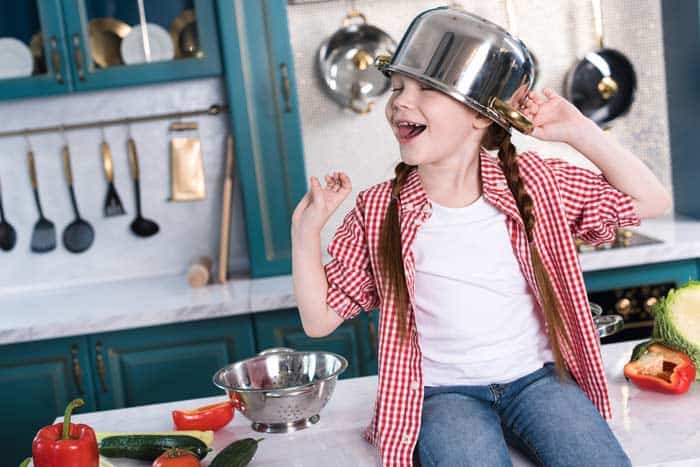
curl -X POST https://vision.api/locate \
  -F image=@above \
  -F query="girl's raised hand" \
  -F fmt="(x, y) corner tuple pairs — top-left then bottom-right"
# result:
(291, 172), (352, 235)
(520, 88), (590, 144)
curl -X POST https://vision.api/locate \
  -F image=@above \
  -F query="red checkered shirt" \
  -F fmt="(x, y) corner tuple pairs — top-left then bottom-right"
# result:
(323, 149), (641, 466)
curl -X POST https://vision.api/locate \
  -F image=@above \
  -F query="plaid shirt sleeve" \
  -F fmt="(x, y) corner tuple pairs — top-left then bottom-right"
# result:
(324, 191), (380, 320)
(544, 157), (642, 245)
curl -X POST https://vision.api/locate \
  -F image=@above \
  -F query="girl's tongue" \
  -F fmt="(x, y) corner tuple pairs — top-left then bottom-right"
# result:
(398, 124), (427, 139)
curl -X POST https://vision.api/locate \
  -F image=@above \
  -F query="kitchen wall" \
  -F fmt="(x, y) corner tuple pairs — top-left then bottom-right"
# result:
(286, 0), (673, 248)
(0, 77), (249, 294)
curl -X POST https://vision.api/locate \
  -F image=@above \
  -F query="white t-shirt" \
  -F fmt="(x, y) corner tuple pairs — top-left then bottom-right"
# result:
(412, 194), (554, 386)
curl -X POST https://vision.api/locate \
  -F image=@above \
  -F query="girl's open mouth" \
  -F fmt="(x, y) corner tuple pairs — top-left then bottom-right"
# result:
(397, 123), (427, 143)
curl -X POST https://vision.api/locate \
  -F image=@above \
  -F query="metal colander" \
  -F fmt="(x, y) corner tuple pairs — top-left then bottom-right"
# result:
(212, 347), (348, 433)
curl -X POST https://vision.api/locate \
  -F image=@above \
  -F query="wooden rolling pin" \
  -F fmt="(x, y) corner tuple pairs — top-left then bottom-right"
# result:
(218, 134), (235, 284)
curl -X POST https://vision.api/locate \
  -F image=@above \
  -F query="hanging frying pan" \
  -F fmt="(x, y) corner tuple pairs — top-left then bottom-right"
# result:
(565, 0), (636, 127)
(317, 9), (396, 114)
(504, 0), (539, 87)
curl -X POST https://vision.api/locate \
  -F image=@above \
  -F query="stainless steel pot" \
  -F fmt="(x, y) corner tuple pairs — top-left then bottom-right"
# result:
(318, 10), (396, 114)
(375, 6), (536, 134)
(212, 347), (348, 433)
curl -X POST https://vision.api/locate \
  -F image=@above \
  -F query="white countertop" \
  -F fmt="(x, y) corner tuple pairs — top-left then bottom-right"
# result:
(56, 339), (700, 467)
(3, 213), (700, 346)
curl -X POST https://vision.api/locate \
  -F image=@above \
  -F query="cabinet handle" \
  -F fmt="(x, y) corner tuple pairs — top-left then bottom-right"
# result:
(280, 63), (292, 113)
(49, 36), (63, 84)
(71, 344), (84, 396)
(368, 311), (378, 359)
(72, 33), (86, 81)
(95, 341), (109, 392)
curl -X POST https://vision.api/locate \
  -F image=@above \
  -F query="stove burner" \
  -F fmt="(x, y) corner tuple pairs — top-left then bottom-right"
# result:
(575, 228), (663, 253)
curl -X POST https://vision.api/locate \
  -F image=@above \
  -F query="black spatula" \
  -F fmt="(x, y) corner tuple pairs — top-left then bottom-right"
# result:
(0, 174), (17, 251)
(61, 144), (94, 253)
(101, 139), (126, 217)
(27, 150), (56, 253)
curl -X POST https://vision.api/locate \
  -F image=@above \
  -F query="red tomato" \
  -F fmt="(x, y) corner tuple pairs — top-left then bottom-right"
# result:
(172, 400), (234, 431)
(152, 448), (201, 467)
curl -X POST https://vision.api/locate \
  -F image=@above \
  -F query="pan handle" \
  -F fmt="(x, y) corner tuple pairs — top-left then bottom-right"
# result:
(489, 97), (533, 134)
(592, 0), (604, 49)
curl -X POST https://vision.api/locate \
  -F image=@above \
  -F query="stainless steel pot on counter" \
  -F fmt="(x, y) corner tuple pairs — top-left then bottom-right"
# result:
(317, 9), (396, 114)
(591, 301), (624, 338)
(375, 6), (536, 134)
(212, 347), (348, 433)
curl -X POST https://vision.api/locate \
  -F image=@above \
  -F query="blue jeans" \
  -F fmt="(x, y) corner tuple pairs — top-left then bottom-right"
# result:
(416, 362), (632, 467)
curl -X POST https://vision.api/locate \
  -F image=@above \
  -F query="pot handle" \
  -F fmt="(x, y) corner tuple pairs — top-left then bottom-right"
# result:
(489, 97), (533, 134)
(349, 97), (373, 115)
(343, 10), (367, 26)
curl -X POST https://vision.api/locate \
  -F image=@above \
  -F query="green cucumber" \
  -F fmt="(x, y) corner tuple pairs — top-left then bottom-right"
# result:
(210, 437), (264, 467)
(98, 434), (210, 461)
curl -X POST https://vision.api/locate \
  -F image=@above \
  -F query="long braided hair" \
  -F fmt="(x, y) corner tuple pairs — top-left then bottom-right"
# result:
(378, 123), (573, 383)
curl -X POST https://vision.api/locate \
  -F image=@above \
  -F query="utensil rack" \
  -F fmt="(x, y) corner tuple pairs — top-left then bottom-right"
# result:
(0, 104), (229, 139)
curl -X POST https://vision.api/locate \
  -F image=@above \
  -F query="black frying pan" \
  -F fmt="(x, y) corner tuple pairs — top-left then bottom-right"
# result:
(564, 0), (636, 127)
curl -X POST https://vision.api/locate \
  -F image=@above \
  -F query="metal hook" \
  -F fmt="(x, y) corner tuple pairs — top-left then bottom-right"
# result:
(60, 124), (68, 146)
(126, 118), (132, 139)
(100, 125), (106, 142)
(23, 129), (33, 152)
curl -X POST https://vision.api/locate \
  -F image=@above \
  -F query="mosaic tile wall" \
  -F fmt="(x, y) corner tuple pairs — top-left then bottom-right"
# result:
(286, 0), (672, 248)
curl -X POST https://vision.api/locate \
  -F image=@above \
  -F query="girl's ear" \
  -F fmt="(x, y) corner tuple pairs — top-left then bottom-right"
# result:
(472, 113), (494, 130)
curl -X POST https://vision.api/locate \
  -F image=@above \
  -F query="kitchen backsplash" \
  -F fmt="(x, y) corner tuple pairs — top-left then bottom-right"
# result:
(287, 0), (673, 249)
(0, 0), (673, 293)
(0, 77), (249, 293)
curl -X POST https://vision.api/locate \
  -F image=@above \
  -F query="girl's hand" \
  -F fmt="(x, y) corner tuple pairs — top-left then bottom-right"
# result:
(291, 172), (352, 235)
(520, 88), (591, 144)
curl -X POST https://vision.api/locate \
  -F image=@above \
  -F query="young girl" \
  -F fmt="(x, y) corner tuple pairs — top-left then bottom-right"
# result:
(292, 6), (670, 467)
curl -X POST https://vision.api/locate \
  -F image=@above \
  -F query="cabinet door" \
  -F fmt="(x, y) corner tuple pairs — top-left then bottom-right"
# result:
(87, 315), (255, 410)
(60, 0), (221, 92)
(253, 308), (376, 380)
(0, 336), (96, 466)
(216, 0), (307, 277)
(0, 0), (73, 100)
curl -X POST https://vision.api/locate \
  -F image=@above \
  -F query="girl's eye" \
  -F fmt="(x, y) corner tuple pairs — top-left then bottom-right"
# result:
(391, 88), (402, 92)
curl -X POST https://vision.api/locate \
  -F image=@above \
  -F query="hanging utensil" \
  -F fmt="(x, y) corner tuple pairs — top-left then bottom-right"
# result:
(61, 143), (94, 253)
(0, 174), (17, 251)
(170, 9), (202, 59)
(127, 136), (159, 237)
(564, 0), (636, 127)
(504, 0), (539, 87)
(27, 148), (56, 253)
(217, 134), (235, 283)
(317, 8), (396, 114)
(100, 131), (126, 217)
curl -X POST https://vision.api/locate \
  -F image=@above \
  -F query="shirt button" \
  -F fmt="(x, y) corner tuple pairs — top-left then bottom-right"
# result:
(422, 203), (431, 213)
(410, 381), (420, 391)
(402, 433), (412, 444)
(404, 202), (414, 211)
(414, 217), (423, 225)
(496, 181), (507, 190)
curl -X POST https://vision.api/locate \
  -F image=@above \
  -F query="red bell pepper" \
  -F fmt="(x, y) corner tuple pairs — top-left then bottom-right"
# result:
(624, 342), (696, 395)
(32, 398), (99, 467)
(172, 400), (234, 431)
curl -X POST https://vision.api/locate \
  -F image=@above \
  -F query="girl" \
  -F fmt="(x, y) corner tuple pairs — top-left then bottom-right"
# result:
(291, 6), (670, 467)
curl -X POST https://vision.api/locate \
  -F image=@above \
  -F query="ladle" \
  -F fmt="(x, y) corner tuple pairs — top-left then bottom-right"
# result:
(127, 137), (159, 237)
(61, 144), (94, 253)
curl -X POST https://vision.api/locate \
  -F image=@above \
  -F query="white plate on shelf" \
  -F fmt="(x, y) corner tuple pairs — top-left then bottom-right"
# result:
(120, 23), (174, 65)
(0, 37), (34, 79)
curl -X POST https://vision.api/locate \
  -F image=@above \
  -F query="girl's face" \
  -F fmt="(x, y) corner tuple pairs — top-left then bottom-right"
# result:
(385, 73), (492, 166)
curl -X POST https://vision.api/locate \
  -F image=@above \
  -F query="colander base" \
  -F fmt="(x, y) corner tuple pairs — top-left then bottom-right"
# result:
(251, 414), (320, 433)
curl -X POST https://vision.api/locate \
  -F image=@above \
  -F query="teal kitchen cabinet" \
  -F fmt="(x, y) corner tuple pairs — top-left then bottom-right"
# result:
(583, 258), (698, 292)
(0, 314), (255, 464)
(0, 336), (96, 465)
(87, 314), (256, 410)
(217, 0), (308, 277)
(252, 308), (380, 379)
(60, 0), (222, 92)
(0, 0), (73, 100)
